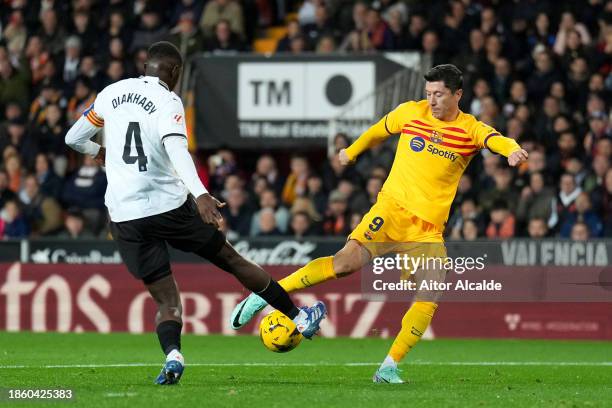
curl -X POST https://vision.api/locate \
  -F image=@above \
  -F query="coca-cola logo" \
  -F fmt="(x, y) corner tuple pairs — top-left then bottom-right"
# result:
(233, 240), (315, 265)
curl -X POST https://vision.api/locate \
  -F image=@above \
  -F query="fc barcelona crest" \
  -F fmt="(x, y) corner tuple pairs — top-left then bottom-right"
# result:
(430, 130), (443, 144)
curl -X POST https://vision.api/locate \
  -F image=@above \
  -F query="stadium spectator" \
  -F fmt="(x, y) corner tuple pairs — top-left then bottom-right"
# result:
(34, 153), (62, 200)
(61, 156), (107, 232)
(256, 208), (282, 236)
(448, 197), (484, 239)
(200, 0), (244, 39)
(66, 76), (96, 125)
(276, 19), (302, 52)
(250, 189), (289, 236)
(554, 11), (592, 56)
(486, 200), (516, 239)
(528, 12), (554, 49)
(38, 9), (66, 56)
(321, 152), (359, 193)
(208, 149), (237, 194)
(302, 3), (334, 50)
(220, 187), (252, 237)
(365, 176), (383, 207)
(527, 49), (562, 105)
(551, 173), (582, 230)
(516, 172), (555, 229)
(56, 207), (93, 239)
(131, 9), (168, 52)
(0, 170), (17, 209)
(479, 167), (518, 213)
(403, 13), (427, 50)
(316, 35), (336, 54)
(322, 190), (350, 236)
(71, 10), (97, 55)
(290, 211), (314, 238)
(570, 221), (590, 241)
(461, 219), (479, 241)
(5, 153), (23, 193)
(560, 192), (603, 238)
(204, 19), (248, 53)
(167, 12), (206, 58)
(61, 36), (82, 89)
(0, 51), (29, 110)
(1, 117), (38, 169)
(282, 155), (309, 206)
(527, 217), (549, 239)
(306, 173), (327, 216)
(584, 154), (610, 194)
(0, 199), (29, 239)
(33, 103), (68, 174)
(290, 196), (322, 229)
(3, 10), (27, 56)
(19, 175), (62, 236)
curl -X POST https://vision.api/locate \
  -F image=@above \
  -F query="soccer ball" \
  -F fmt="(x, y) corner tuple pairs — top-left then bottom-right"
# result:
(259, 310), (303, 353)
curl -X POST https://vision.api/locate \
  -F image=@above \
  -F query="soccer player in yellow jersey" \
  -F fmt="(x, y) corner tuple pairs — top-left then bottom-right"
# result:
(231, 64), (528, 383)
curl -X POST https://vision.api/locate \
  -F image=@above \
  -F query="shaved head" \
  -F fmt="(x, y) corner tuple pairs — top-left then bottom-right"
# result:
(145, 41), (183, 90)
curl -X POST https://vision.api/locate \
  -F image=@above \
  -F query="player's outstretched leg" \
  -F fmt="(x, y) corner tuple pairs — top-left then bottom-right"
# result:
(373, 302), (438, 384)
(146, 275), (185, 385)
(210, 241), (327, 338)
(231, 239), (370, 329)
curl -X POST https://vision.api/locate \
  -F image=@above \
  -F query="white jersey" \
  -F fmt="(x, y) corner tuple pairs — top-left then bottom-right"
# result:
(84, 76), (190, 222)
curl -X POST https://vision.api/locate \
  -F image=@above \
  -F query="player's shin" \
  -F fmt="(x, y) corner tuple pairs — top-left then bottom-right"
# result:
(278, 256), (337, 292)
(384, 302), (438, 366)
(256, 278), (301, 319)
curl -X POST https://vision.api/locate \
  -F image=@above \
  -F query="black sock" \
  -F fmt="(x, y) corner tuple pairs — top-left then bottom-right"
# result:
(257, 279), (300, 319)
(156, 320), (182, 355)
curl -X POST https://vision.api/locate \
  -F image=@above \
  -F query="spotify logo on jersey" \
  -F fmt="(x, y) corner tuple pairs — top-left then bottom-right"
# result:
(410, 137), (426, 152)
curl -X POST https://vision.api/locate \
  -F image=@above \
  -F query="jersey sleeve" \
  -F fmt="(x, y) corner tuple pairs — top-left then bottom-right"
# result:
(82, 92), (105, 128)
(158, 96), (187, 142)
(472, 120), (521, 157)
(384, 101), (415, 134)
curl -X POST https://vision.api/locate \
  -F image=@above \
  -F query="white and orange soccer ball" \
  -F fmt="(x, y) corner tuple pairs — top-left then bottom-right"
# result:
(259, 310), (303, 353)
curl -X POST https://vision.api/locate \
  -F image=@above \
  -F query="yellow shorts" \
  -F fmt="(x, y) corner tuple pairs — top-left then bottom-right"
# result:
(349, 192), (445, 258)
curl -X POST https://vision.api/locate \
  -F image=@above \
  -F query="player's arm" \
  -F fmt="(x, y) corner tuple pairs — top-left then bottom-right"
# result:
(65, 104), (105, 163)
(341, 115), (394, 164)
(474, 123), (528, 167)
(159, 99), (225, 227)
(341, 102), (410, 165)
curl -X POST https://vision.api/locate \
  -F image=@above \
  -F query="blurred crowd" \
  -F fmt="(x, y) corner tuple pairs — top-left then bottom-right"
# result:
(0, 0), (611, 240)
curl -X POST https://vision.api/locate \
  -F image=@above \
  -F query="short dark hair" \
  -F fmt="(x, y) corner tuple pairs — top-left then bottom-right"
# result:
(147, 41), (183, 67)
(424, 64), (463, 93)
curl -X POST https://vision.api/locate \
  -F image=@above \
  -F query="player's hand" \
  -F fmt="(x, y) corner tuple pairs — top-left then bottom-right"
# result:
(508, 149), (528, 167)
(338, 149), (351, 166)
(94, 146), (106, 166)
(196, 193), (226, 228)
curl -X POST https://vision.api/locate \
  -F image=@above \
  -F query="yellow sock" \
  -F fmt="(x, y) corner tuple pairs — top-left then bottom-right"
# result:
(388, 302), (438, 362)
(278, 256), (336, 292)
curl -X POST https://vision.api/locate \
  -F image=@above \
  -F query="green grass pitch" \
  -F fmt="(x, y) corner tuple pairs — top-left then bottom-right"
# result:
(0, 332), (610, 407)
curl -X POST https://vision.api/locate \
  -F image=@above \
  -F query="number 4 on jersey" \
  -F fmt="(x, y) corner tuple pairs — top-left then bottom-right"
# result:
(123, 122), (148, 172)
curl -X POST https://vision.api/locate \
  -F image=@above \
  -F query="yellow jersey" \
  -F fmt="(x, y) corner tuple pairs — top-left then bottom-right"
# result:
(346, 100), (520, 227)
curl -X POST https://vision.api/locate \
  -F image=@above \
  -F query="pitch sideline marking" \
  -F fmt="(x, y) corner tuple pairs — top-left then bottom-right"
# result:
(1, 361), (611, 369)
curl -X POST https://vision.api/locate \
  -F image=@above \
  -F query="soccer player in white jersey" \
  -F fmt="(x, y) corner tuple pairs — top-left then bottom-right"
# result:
(65, 41), (327, 385)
